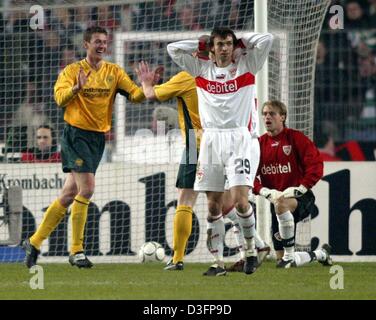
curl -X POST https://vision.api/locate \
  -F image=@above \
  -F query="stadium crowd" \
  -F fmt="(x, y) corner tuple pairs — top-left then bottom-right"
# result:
(0, 0), (375, 161)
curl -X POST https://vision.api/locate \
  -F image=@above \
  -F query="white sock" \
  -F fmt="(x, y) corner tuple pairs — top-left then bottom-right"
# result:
(207, 216), (225, 267)
(293, 252), (313, 267)
(277, 211), (295, 260)
(226, 208), (245, 260)
(313, 248), (327, 262)
(236, 205), (256, 254)
(254, 230), (266, 250)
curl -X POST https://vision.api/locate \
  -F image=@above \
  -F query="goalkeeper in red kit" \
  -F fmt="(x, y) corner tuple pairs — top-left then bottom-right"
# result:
(253, 100), (333, 268)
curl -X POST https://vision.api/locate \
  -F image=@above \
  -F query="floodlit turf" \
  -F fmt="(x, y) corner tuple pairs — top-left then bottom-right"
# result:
(0, 261), (375, 300)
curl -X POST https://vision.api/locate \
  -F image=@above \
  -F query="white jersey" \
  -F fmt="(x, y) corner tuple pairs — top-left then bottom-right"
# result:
(167, 33), (273, 136)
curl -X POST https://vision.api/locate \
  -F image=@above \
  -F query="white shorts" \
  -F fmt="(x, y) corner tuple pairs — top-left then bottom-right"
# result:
(194, 127), (260, 192)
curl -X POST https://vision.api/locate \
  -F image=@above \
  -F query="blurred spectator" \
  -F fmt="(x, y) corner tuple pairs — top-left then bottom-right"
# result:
(178, 5), (202, 31)
(11, 82), (51, 149)
(39, 29), (64, 132)
(120, 4), (139, 31)
(41, 29), (62, 93)
(369, 0), (376, 27)
(1, 4), (44, 125)
(345, 52), (376, 140)
(51, 7), (80, 47)
(71, 4), (94, 57)
(175, 0), (213, 29)
(345, 0), (371, 29)
(316, 132), (342, 161)
(336, 140), (367, 160)
(139, 0), (179, 31)
(59, 45), (78, 73)
(95, 5), (119, 31)
(74, 4), (94, 31)
(314, 36), (361, 140)
(92, 5), (119, 58)
(21, 125), (61, 163)
(210, 0), (253, 30)
(151, 106), (179, 135)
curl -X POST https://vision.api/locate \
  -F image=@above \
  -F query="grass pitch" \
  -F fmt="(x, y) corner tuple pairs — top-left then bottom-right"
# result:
(0, 261), (375, 300)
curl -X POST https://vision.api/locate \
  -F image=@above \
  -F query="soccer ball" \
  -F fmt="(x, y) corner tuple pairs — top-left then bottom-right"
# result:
(138, 241), (165, 263)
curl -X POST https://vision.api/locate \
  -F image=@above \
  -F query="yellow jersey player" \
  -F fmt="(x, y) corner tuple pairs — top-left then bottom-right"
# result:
(138, 65), (200, 270)
(23, 26), (150, 269)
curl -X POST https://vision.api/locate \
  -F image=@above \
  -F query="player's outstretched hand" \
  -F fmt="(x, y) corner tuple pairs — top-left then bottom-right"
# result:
(282, 185), (308, 198)
(135, 61), (154, 85)
(136, 61), (162, 85)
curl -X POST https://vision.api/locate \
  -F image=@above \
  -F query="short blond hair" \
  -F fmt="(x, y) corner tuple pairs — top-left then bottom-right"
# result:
(262, 100), (287, 126)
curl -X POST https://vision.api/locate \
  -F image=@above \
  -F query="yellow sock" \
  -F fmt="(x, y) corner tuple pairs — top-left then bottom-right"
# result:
(173, 205), (193, 263)
(30, 199), (67, 250)
(70, 195), (90, 255)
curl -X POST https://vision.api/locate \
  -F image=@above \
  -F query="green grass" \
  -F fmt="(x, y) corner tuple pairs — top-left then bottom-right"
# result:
(0, 262), (375, 300)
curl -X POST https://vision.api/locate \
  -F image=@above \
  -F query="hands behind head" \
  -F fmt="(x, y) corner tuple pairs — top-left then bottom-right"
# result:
(196, 35), (210, 60)
(135, 61), (164, 85)
(196, 35), (244, 62)
(232, 39), (245, 62)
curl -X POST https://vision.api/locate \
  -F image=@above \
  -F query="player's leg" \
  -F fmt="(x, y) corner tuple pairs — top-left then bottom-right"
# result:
(165, 145), (199, 270)
(202, 191), (227, 276)
(292, 245), (332, 267)
(230, 185), (258, 274)
(249, 197), (271, 266)
(194, 130), (226, 276)
(65, 125), (105, 268)
(69, 172), (94, 259)
(225, 195), (270, 271)
(272, 205), (311, 268)
(274, 197), (297, 267)
(225, 207), (247, 272)
(270, 206), (285, 262)
(166, 188), (198, 270)
(291, 192), (332, 267)
(24, 174), (77, 268)
(222, 190), (246, 272)
(226, 131), (259, 274)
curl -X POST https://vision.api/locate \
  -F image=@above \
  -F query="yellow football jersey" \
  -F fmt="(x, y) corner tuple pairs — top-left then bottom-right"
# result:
(154, 71), (202, 148)
(54, 59), (144, 132)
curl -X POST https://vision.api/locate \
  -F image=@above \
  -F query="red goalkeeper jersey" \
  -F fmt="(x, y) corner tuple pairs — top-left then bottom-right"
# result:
(253, 127), (323, 194)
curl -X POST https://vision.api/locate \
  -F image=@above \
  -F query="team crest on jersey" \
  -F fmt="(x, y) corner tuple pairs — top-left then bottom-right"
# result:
(283, 145), (292, 156)
(106, 75), (114, 84)
(75, 158), (84, 167)
(229, 68), (237, 77)
(216, 74), (225, 79)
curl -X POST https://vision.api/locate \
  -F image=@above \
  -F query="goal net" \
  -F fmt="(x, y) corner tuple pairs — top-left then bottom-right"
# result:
(0, 0), (329, 263)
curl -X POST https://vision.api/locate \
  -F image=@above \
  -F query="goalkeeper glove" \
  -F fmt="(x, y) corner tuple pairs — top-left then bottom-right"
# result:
(259, 187), (283, 203)
(282, 185), (308, 198)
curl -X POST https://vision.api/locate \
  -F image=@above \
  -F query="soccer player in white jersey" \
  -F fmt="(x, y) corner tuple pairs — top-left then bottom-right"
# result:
(167, 27), (273, 276)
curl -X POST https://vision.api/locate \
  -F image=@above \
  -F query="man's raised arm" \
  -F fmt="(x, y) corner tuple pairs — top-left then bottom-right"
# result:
(167, 39), (203, 77)
(237, 32), (274, 74)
